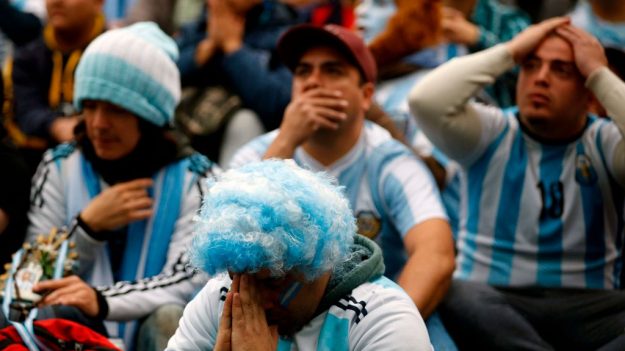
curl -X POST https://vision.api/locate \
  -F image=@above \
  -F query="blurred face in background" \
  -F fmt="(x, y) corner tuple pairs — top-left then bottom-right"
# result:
(355, 0), (396, 44)
(46, 0), (103, 32)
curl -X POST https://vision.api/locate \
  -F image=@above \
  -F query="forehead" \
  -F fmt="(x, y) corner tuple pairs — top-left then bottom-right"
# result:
(298, 46), (354, 67)
(531, 35), (574, 62)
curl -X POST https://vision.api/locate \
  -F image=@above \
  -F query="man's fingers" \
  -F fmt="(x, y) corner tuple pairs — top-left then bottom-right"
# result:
(305, 97), (348, 110)
(239, 275), (253, 313)
(220, 291), (233, 330)
(117, 178), (153, 191)
(38, 284), (80, 306)
(537, 16), (570, 35)
(313, 106), (347, 121)
(300, 88), (343, 99)
(127, 208), (154, 222)
(32, 276), (76, 293)
(124, 197), (153, 211)
(231, 274), (240, 294)
(441, 6), (462, 18)
(232, 292), (244, 326)
(121, 189), (150, 202)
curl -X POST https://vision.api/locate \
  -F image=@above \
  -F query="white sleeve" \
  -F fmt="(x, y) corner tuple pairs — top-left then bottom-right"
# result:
(408, 44), (514, 165)
(349, 287), (432, 351)
(381, 155), (448, 238)
(166, 276), (229, 350)
(227, 140), (265, 169)
(227, 131), (278, 169)
(586, 67), (625, 186)
(27, 152), (69, 242)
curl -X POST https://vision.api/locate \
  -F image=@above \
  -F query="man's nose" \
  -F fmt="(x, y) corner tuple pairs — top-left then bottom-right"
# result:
(534, 63), (551, 86)
(302, 69), (322, 92)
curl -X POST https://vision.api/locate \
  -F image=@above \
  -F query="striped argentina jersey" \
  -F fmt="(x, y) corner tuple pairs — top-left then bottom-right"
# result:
(229, 122), (447, 279)
(167, 274), (431, 350)
(455, 105), (624, 289)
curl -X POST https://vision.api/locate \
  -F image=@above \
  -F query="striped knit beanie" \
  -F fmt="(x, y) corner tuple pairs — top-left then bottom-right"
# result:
(73, 22), (180, 127)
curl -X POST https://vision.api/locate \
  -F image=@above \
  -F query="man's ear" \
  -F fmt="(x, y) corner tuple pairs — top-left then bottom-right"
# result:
(361, 82), (375, 111)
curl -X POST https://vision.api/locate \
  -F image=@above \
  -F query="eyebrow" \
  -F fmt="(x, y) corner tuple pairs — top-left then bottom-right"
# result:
(523, 55), (576, 65)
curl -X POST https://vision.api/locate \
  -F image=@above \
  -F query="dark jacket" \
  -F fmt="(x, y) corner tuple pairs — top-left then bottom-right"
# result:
(176, 3), (299, 131)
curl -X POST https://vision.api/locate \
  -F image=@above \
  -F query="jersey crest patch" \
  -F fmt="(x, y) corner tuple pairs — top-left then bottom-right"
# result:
(575, 153), (598, 186)
(356, 211), (381, 240)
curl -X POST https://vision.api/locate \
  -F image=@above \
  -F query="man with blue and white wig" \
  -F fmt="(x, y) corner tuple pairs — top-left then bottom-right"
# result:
(167, 159), (432, 350)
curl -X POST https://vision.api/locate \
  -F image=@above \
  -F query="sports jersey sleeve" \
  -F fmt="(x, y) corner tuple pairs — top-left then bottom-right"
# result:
(27, 151), (69, 242)
(166, 276), (227, 350)
(381, 155), (448, 238)
(102, 164), (219, 321)
(228, 131), (277, 169)
(586, 67), (625, 186)
(408, 44), (513, 166)
(27, 150), (108, 277)
(348, 280), (432, 351)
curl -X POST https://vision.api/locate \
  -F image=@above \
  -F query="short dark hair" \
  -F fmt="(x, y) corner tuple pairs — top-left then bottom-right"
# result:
(605, 47), (625, 81)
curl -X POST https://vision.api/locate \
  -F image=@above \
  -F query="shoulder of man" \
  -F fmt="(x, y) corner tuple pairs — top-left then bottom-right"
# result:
(328, 276), (414, 325)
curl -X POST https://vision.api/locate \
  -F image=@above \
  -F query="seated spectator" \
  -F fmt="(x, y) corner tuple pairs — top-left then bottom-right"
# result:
(0, 0), (44, 64)
(0, 66), (30, 267)
(410, 17), (625, 350)
(571, 0), (625, 51)
(10, 0), (105, 170)
(175, 0), (299, 164)
(121, 0), (204, 35)
(441, 0), (530, 107)
(356, 0), (462, 241)
(230, 23), (455, 344)
(167, 159), (433, 350)
(25, 23), (219, 348)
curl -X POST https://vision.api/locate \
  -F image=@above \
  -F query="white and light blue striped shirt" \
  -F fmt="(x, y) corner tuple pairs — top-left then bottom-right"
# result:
(230, 122), (448, 279)
(455, 106), (624, 289)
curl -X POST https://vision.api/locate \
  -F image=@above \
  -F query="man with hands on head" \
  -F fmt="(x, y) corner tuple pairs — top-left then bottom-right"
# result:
(25, 23), (218, 347)
(167, 160), (433, 350)
(410, 17), (625, 350)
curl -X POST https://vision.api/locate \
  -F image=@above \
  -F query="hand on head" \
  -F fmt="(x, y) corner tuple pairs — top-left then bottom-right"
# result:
(80, 178), (153, 232)
(555, 25), (608, 78)
(507, 17), (607, 78)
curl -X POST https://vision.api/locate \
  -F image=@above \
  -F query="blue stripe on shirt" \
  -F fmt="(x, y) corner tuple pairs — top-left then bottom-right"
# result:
(460, 121), (510, 279)
(595, 122), (625, 288)
(488, 126), (527, 285)
(576, 141), (606, 289)
(536, 145), (567, 286)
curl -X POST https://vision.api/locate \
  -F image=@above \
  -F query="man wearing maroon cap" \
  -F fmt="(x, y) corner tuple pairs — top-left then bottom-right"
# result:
(230, 23), (455, 343)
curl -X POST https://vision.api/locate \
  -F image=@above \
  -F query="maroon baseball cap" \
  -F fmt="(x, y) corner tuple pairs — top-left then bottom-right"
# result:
(277, 24), (377, 83)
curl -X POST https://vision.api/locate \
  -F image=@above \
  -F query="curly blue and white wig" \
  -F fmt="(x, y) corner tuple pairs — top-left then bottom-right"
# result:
(190, 159), (356, 281)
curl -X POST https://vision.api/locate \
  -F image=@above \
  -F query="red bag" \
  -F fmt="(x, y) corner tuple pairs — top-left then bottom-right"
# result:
(0, 318), (120, 351)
